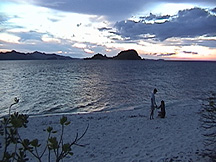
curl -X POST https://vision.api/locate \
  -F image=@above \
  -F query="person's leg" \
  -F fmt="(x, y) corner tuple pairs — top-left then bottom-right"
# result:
(150, 109), (154, 119)
(150, 111), (152, 119)
(161, 112), (165, 118)
(152, 109), (154, 119)
(150, 109), (153, 119)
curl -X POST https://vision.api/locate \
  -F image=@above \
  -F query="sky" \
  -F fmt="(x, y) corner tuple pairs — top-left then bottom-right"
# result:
(0, 0), (216, 60)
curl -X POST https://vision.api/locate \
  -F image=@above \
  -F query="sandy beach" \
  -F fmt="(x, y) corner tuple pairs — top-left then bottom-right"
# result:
(1, 0), (216, 161)
(14, 98), (210, 162)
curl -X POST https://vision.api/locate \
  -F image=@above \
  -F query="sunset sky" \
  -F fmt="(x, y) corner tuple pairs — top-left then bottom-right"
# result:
(0, 0), (216, 60)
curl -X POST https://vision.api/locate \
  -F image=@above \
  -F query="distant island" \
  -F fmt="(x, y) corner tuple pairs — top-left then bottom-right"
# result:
(0, 49), (143, 61)
(84, 49), (143, 60)
(0, 50), (73, 60)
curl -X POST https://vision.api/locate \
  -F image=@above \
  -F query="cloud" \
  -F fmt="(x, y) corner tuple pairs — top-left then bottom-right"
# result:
(25, 0), (215, 19)
(30, 0), (146, 20)
(72, 43), (87, 49)
(0, 14), (8, 24)
(98, 27), (113, 31)
(84, 48), (94, 54)
(139, 13), (171, 22)
(157, 52), (176, 57)
(212, 7), (216, 13)
(114, 8), (216, 41)
(0, 13), (22, 33)
(41, 34), (61, 43)
(0, 33), (20, 43)
(183, 51), (198, 55)
(0, 35), (91, 58)
(16, 31), (44, 42)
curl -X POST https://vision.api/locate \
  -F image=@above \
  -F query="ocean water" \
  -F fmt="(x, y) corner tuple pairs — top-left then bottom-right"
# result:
(0, 60), (216, 117)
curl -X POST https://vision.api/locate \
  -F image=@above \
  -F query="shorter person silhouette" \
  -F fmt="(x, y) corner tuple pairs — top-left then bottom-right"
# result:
(158, 100), (166, 118)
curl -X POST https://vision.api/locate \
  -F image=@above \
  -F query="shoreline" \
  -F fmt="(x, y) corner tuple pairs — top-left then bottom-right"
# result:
(9, 99), (209, 162)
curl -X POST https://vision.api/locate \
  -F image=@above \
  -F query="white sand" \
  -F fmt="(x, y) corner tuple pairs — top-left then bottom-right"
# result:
(2, 99), (210, 162)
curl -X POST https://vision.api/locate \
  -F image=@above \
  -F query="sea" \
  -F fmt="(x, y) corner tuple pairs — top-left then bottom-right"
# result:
(0, 60), (216, 117)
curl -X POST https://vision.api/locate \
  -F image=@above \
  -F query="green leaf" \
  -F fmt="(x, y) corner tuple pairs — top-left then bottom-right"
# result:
(68, 152), (74, 156)
(22, 139), (34, 151)
(60, 116), (67, 125)
(209, 101), (214, 106)
(47, 126), (53, 133)
(52, 130), (57, 134)
(22, 139), (30, 145)
(62, 143), (71, 152)
(11, 117), (23, 128)
(31, 139), (39, 147)
(65, 121), (71, 126)
(10, 113), (29, 128)
(4, 151), (13, 160)
(48, 137), (59, 149)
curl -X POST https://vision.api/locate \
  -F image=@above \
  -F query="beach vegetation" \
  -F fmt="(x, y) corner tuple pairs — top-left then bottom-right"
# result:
(0, 97), (88, 162)
(201, 93), (216, 161)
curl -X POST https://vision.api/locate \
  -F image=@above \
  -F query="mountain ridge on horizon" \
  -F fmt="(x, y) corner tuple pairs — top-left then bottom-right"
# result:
(0, 50), (73, 60)
(0, 49), (144, 60)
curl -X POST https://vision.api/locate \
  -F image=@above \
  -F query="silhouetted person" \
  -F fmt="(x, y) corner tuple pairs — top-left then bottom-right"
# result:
(150, 88), (157, 120)
(158, 100), (166, 118)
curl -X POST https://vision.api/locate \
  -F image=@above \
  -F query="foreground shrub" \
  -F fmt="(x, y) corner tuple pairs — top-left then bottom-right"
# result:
(0, 98), (88, 162)
(201, 93), (216, 161)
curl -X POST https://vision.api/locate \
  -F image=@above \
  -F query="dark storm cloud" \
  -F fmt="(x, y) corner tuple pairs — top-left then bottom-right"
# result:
(31, 0), (216, 19)
(212, 8), (216, 13)
(139, 14), (171, 22)
(33, 0), (145, 20)
(114, 8), (216, 41)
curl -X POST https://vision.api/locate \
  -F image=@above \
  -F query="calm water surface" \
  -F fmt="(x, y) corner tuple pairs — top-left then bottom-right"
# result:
(0, 60), (216, 117)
